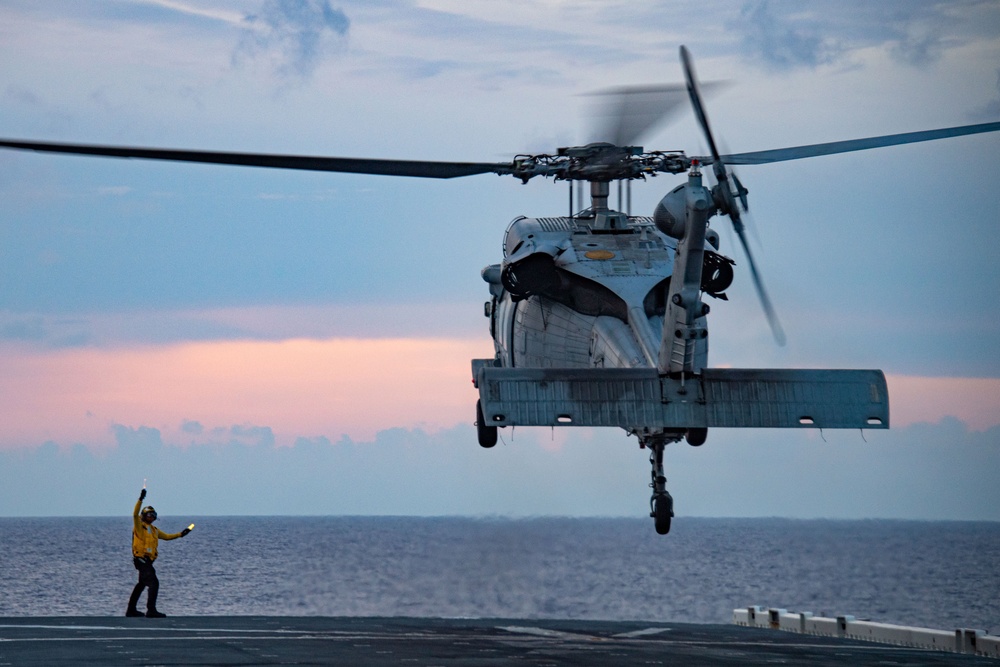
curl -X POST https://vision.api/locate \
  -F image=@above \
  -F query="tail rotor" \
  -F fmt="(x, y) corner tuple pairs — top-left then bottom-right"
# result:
(680, 46), (785, 346)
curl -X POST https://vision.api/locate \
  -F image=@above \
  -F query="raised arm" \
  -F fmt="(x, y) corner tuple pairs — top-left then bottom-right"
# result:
(133, 488), (146, 532)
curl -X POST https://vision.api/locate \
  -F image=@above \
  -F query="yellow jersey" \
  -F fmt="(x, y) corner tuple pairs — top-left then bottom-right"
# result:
(131, 498), (182, 560)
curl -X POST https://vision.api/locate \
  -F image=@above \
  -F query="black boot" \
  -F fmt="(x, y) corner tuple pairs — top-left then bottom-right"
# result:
(146, 609), (167, 618)
(127, 582), (145, 617)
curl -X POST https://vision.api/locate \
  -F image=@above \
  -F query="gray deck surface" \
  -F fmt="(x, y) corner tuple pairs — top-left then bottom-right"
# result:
(0, 616), (994, 666)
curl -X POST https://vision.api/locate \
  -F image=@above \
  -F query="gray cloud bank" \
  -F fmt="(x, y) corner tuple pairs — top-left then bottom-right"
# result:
(2, 418), (997, 521)
(734, 0), (992, 70)
(236, 0), (350, 78)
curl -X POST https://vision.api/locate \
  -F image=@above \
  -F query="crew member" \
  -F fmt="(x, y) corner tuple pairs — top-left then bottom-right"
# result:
(126, 487), (191, 618)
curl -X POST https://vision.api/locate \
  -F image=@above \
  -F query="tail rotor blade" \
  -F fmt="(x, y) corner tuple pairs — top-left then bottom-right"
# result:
(682, 44), (784, 345)
(731, 212), (786, 346)
(680, 45), (721, 164)
(730, 172), (749, 212)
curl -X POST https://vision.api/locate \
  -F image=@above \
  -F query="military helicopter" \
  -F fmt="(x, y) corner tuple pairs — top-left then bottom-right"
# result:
(3, 47), (999, 534)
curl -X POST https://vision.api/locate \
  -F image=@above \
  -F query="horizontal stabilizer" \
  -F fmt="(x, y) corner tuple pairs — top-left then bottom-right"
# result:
(472, 362), (888, 430)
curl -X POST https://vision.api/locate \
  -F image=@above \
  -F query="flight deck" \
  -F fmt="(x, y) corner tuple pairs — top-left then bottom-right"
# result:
(1, 616), (996, 666)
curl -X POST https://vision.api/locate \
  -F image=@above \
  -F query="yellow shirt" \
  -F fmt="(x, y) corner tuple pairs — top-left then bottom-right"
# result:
(132, 498), (182, 560)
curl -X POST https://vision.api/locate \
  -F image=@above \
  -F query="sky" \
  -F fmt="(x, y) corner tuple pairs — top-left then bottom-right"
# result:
(1, 0), (999, 519)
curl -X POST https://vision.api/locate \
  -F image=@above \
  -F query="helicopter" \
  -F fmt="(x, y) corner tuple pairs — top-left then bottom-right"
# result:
(3, 46), (999, 534)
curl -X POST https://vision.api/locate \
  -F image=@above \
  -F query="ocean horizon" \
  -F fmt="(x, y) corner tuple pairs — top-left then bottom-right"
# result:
(1, 516), (997, 634)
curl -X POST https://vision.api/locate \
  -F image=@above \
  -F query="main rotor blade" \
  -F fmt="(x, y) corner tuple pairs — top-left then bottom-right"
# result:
(585, 82), (727, 147)
(707, 121), (1000, 166)
(0, 139), (504, 179)
(731, 213), (786, 346)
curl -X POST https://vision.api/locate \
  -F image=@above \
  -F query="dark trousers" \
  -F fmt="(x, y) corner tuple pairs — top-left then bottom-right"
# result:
(128, 557), (159, 612)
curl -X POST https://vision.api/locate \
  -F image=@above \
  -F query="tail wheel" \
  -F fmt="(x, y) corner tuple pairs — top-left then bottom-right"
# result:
(686, 427), (707, 446)
(476, 400), (498, 448)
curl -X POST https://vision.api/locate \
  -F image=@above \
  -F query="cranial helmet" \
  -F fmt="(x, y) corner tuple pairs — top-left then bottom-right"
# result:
(141, 506), (157, 520)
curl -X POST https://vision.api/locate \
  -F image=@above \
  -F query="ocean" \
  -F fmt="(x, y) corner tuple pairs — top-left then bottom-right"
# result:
(0, 517), (997, 632)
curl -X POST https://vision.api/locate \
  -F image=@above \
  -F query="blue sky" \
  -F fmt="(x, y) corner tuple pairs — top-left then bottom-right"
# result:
(1, 0), (999, 518)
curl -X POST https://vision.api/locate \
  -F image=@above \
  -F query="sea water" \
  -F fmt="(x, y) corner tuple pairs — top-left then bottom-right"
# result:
(0, 517), (997, 632)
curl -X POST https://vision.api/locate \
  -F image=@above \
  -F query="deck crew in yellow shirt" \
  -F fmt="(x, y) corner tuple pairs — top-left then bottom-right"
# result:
(126, 487), (192, 618)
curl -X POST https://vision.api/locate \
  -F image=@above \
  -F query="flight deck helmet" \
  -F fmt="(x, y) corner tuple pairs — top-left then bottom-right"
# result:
(141, 506), (157, 522)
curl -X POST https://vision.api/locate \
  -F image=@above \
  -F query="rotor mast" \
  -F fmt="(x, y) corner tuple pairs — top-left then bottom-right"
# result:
(590, 181), (609, 212)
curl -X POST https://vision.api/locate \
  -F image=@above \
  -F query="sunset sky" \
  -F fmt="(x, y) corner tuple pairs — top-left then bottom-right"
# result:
(1, 0), (999, 519)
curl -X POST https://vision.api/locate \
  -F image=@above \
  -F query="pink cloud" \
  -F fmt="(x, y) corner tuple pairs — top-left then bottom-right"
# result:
(3, 339), (997, 452)
(0, 338), (493, 449)
(885, 374), (1000, 431)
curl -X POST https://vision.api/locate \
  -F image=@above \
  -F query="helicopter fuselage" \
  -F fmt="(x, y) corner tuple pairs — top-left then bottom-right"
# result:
(482, 208), (718, 375)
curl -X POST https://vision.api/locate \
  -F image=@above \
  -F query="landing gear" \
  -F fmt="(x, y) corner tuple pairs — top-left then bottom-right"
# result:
(476, 399), (497, 448)
(685, 427), (707, 446)
(653, 493), (673, 535)
(645, 435), (675, 535)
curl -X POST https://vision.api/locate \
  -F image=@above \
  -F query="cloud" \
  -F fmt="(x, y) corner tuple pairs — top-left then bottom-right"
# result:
(0, 316), (46, 342)
(734, 0), (980, 71)
(112, 424), (165, 450)
(181, 420), (204, 435)
(235, 0), (350, 78)
(1, 417), (998, 520)
(0, 302), (486, 349)
(138, 0), (245, 27)
(2, 84), (43, 107)
(974, 68), (1000, 121)
(737, 0), (842, 70)
(2, 328), (998, 455)
(888, 22), (946, 67)
(0, 336), (491, 448)
(886, 375), (1000, 432)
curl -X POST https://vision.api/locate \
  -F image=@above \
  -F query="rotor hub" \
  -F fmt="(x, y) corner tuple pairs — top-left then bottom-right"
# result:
(505, 145), (691, 183)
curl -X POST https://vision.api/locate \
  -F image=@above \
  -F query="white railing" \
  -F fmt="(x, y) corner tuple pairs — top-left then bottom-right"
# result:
(733, 606), (998, 658)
